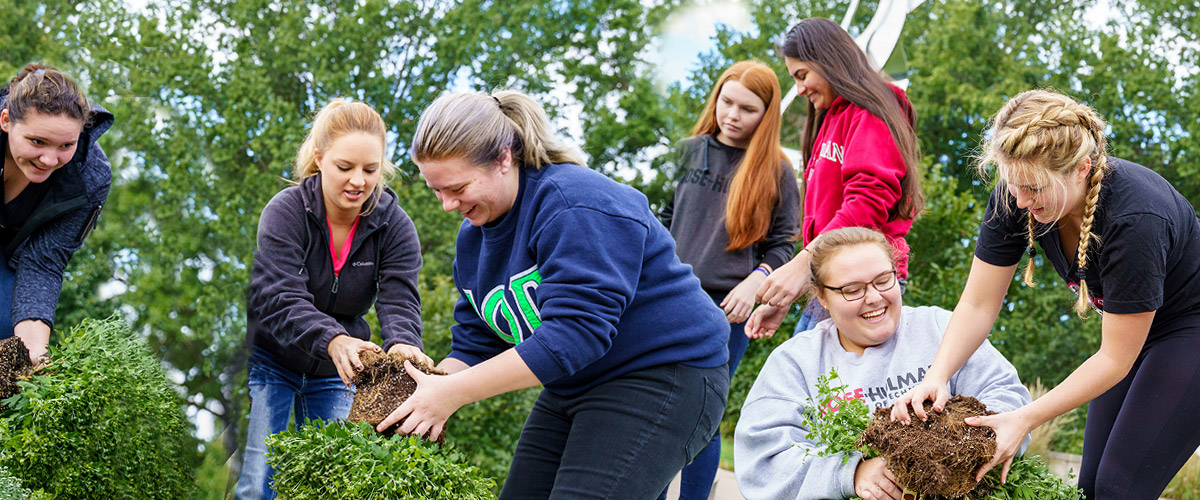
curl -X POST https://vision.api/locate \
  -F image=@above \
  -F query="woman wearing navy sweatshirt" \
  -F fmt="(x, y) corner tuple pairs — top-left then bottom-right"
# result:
(378, 90), (730, 499)
(236, 99), (426, 500)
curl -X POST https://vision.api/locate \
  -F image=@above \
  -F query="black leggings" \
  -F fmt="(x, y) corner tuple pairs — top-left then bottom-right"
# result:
(1079, 313), (1200, 499)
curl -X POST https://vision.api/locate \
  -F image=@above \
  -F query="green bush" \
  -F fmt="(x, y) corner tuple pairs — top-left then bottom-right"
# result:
(0, 466), (30, 500)
(0, 317), (197, 499)
(265, 420), (494, 499)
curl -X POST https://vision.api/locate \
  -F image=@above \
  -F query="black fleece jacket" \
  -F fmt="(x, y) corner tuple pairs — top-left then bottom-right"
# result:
(247, 174), (422, 377)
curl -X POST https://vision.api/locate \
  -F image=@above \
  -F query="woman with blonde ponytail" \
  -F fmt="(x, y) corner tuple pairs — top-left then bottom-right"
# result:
(237, 98), (427, 500)
(381, 90), (730, 499)
(891, 89), (1200, 499)
(659, 60), (799, 500)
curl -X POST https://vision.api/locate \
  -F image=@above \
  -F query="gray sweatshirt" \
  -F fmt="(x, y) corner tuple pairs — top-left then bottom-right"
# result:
(733, 306), (1031, 500)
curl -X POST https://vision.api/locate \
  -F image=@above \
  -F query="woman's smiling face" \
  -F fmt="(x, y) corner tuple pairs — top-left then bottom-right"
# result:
(816, 243), (903, 355)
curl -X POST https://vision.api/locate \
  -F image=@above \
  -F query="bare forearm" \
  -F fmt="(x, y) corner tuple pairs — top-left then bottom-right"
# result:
(446, 349), (541, 405)
(927, 299), (1003, 382)
(437, 357), (471, 374)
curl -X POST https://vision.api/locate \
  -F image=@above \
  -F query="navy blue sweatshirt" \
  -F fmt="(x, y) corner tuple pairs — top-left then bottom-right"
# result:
(247, 175), (423, 377)
(447, 163), (729, 396)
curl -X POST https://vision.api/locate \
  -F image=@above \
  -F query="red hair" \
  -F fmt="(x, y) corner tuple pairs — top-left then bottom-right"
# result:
(691, 60), (791, 250)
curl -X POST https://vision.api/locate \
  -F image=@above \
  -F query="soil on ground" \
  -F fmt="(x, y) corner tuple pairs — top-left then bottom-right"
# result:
(858, 395), (997, 498)
(0, 337), (32, 408)
(347, 351), (446, 443)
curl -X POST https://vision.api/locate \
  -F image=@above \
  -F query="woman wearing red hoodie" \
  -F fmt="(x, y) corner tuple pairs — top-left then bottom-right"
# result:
(748, 17), (924, 338)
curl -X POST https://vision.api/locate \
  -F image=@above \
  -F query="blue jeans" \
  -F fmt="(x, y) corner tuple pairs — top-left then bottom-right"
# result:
(670, 292), (749, 500)
(500, 362), (729, 500)
(234, 350), (354, 500)
(0, 247), (14, 338)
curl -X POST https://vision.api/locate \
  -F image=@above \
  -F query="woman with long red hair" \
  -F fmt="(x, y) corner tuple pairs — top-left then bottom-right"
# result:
(660, 59), (800, 500)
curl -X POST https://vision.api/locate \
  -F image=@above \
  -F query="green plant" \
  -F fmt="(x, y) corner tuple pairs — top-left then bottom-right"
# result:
(0, 317), (197, 499)
(266, 420), (494, 500)
(0, 466), (30, 500)
(800, 369), (875, 462)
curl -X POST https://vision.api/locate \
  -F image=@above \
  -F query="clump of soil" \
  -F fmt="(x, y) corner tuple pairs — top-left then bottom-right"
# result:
(347, 351), (446, 443)
(859, 395), (997, 498)
(0, 337), (33, 408)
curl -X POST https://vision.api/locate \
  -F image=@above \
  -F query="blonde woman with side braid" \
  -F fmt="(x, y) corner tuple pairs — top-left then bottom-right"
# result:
(890, 89), (1200, 500)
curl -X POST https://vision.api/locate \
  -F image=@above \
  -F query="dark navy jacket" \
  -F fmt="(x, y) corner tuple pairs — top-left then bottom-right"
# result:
(247, 175), (423, 377)
(0, 88), (112, 328)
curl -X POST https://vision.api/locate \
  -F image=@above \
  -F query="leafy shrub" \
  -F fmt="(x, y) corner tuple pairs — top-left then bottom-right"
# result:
(265, 420), (494, 499)
(0, 466), (30, 500)
(0, 317), (197, 499)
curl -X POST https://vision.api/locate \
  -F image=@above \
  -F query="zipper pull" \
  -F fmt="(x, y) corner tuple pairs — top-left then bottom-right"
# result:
(331, 274), (339, 294)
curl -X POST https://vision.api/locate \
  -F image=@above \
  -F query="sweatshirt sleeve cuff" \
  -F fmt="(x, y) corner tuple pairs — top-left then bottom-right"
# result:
(314, 330), (342, 360)
(514, 335), (563, 384)
(382, 333), (423, 353)
(839, 451), (863, 497)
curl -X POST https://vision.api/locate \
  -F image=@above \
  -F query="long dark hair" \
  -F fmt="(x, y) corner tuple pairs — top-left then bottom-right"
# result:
(782, 17), (924, 220)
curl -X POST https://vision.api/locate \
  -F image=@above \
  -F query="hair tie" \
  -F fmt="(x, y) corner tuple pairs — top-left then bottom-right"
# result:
(33, 68), (45, 76)
(1026, 246), (1037, 258)
(492, 95), (501, 108)
(1075, 267), (1086, 282)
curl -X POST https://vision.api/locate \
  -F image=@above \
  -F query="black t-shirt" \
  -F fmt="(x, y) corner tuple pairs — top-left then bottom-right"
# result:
(976, 157), (1200, 333)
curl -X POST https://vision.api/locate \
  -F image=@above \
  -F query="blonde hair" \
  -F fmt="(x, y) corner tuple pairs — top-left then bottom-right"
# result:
(294, 98), (394, 215)
(807, 227), (896, 298)
(410, 90), (585, 169)
(977, 89), (1109, 317)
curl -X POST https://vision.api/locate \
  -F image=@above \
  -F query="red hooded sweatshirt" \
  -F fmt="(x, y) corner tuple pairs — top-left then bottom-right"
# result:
(802, 85), (914, 277)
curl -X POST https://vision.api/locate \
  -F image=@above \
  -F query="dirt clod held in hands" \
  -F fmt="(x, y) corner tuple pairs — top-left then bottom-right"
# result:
(347, 351), (446, 443)
(859, 395), (997, 498)
(0, 337), (33, 408)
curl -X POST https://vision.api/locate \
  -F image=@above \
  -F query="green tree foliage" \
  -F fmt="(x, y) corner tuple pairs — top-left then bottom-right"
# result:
(2, 0), (685, 479)
(0, 318), (196, 499)
(266, 421), (494, 500)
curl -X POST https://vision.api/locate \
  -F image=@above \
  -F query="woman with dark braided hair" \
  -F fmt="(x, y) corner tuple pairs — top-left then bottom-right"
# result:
(0, 64), (111, 363)
(892, 89), (1200, 499)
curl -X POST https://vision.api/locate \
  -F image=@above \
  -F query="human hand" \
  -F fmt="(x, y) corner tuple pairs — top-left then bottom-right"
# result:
(13, 320), (50, 365)
(854, 456), (904, 500)
(721, 271), (767, 323)
(754, 253), (811, 308)
(745, 304), (788, 339)
(376, 361), (467, 440)
(326, 334), (382, 386)
(965, 409), (1033, 483)
(387, 343), (435, 368)
(889, 378), (950, 423)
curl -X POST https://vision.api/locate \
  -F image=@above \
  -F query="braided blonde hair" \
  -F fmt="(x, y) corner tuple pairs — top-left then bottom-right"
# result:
(977, 89), (1109, 317)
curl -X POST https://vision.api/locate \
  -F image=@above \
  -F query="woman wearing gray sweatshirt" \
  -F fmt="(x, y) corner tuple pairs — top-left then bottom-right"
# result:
(735, 227), (1030, 500)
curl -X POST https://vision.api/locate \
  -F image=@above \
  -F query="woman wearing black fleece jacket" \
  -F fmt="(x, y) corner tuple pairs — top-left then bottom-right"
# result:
(235, 99), (425, 500)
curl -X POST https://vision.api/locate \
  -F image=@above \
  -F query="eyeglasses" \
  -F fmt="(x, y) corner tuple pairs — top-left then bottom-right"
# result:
(821, 270), (898, 301)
